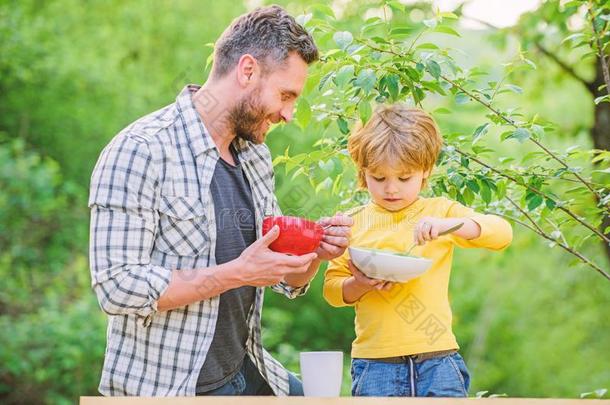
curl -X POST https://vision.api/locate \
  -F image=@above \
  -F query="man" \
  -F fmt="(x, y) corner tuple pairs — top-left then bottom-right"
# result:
(88, 5), (352, 396)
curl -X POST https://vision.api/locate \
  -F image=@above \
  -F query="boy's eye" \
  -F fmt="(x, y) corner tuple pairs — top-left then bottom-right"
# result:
(372, 176), (385, 182)
(399, 177), (411, 182)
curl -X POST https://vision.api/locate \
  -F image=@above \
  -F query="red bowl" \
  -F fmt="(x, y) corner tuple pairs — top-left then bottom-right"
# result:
(262, 216), (324, 255)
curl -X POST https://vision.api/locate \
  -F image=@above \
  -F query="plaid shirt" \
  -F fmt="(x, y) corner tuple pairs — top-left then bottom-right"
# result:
(88, 84), (308, 396)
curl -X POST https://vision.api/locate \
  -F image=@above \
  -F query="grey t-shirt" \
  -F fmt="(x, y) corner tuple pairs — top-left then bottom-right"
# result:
(196, 147), (257, 393)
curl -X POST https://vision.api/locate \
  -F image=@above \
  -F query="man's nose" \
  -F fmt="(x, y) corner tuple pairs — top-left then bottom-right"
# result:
(280, 103), (294, 123)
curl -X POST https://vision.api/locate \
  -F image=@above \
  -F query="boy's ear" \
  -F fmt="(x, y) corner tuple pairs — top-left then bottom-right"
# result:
(423, 169), (432, 179)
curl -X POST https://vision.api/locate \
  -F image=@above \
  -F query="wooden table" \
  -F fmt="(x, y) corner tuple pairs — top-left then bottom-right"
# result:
(80, 397), (610, 404)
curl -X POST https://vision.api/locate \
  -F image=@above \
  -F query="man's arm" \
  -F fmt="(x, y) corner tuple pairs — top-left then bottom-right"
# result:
(89, 137), (316, 321)
(157, 226), (317, 311)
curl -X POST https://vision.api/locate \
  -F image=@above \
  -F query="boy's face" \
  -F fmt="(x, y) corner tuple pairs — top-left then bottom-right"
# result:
(364, 165), (429, 211)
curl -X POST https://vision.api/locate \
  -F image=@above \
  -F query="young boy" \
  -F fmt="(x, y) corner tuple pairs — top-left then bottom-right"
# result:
(323, 104), (512, 397)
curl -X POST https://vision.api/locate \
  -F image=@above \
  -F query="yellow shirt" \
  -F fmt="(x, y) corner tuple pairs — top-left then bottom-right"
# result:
(323, 196), (513, 359)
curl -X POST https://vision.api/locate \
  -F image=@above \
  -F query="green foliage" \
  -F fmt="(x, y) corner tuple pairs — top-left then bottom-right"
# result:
(275, 0), (610, 278)
(1, 0), (608, 402)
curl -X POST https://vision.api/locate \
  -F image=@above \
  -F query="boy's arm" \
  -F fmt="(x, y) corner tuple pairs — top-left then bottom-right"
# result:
(323, 251), (357, 307)
(446, 200), (513, 250)
(323, 252), (388, 307)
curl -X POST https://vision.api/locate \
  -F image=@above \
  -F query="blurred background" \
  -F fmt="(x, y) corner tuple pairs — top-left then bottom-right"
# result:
(0, 0), (608, 403)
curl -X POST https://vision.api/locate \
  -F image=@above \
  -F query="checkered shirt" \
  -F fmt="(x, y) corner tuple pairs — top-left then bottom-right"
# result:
(88, 84), (308, 396)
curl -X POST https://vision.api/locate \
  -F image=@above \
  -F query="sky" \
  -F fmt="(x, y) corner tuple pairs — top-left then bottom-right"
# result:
(433, 0), (541, 28)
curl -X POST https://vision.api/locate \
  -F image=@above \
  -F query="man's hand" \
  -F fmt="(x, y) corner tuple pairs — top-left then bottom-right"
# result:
(236, 225), (318, 287)
(316, 213), (353, 261)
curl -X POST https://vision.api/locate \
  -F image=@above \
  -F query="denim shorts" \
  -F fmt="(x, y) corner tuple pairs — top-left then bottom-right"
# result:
(351, 352), (471, 397)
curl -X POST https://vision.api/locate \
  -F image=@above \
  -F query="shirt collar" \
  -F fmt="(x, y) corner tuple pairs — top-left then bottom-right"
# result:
(175, 84), (255, 162)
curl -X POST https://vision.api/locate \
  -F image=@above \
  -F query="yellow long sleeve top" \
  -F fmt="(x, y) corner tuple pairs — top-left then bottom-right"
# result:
(323, 196), (513, 359)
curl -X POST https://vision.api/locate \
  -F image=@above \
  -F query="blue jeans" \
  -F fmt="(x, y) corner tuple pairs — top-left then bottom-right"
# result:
(197, 355), (303, 396)
(351, 352), (471, 397)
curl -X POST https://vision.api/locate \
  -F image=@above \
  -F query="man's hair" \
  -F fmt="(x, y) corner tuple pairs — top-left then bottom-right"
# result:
(348, 104), (443, 188)
(211, 5), (319, 78)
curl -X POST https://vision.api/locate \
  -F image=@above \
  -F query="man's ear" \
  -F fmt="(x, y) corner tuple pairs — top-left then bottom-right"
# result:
(236, 54), (258, 87)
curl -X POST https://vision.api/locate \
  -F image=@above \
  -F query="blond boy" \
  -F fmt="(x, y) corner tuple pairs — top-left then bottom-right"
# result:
(323, 104), (512, 397)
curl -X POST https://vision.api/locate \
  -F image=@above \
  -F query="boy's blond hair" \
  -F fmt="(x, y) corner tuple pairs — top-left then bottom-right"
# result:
(348, 104), (443, 188)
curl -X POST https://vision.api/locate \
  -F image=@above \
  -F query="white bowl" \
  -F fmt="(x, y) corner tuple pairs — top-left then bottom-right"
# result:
(348, 247), (433, 283)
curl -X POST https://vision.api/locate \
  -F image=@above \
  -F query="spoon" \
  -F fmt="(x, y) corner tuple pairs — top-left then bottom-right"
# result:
(404, 222), (464, 256)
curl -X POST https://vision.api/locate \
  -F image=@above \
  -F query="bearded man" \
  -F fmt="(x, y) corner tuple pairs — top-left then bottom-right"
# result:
(88, 5), (352, 397)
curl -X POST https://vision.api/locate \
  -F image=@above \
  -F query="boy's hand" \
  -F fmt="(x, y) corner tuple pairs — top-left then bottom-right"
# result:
(413, 216), (460, 246)
(348, 260), (393, 291)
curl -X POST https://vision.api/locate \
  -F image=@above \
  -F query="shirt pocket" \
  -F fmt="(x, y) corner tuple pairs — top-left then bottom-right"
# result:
(155, 195), (210, 257)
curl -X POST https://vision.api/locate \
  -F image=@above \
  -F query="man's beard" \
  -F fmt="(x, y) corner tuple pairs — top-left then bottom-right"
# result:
(228, 87), (269, 144)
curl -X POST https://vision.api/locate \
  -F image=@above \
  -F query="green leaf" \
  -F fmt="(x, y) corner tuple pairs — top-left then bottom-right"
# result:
(496, 181), (507, 200)
(440, 11), (459, 19)
(354, 69), (377, 94)
(503, 84), (523, 94)
(526, 192), (543, 211)
(318, 159), (335, 174)
(416, 42), (439, 50)
(580, 388), (607, 399)
(506, 128), (530, 143)
(463, 187), (475, 205)
(423, 18), (438, 29)
(523, 58), (537, 70)
(291, 166), (306, 180)
(449, 173), (464, 188)
(563, 1), (583, 8)
(337, 117), (350, 134)
(466, 179), (480, 193)
(295, 98), (311, 129)
(386, 1), (405, 13)
(358, 100), (373, 124)
(433, 26), (461, 37)
(385, 74), (399, 101)
(472, 123), (490, 144)
(315, 177), (333, 194)
(480, 180), (492, 204)
(562, 33), (585, 44)
(332, 173), (344, 194)
(333, 31), (353, 50)
(310, 4), (336, 18)
(296, 13), (313, 26)
(594, 95), (609, 105)
(433, 107), (451, 114)
(389, 26), (416, 37)
(335, 64), (355, 88)
(455, 93), (469, 104)
(426, 59), (441, 79)
(413, 86), (425, 103)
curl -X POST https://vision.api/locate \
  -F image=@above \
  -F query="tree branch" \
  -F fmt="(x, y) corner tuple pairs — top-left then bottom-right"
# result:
(588, 1), (610, 99)
(486, 210), (610, 280)
(453, 146), (610, 244)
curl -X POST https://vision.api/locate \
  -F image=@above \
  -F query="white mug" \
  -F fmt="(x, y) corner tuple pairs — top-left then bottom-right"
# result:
(299, 351), (343, 397)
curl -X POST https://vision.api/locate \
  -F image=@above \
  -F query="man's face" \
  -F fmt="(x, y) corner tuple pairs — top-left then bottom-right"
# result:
(229, 52), (308, 144)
